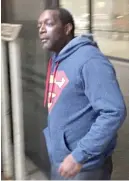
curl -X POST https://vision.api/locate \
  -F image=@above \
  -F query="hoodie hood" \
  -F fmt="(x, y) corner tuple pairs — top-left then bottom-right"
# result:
(52, 34), (98, 63)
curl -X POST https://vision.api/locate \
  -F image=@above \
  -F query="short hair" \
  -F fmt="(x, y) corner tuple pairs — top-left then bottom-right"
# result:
(45, 7), (75, 37)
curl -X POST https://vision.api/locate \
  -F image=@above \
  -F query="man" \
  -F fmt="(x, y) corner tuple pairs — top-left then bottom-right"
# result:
(38, 8), (126, 180)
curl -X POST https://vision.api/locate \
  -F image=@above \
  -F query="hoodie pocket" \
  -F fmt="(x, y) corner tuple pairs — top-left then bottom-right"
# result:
(52, 130), (71, 163)
(43, 127), (52, 162)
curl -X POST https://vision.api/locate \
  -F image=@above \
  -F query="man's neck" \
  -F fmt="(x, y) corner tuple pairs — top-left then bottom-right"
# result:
(55, 36), (74, 54)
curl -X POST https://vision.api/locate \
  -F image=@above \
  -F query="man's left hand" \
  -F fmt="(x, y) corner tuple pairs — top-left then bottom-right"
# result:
(58, 154), (82, 178)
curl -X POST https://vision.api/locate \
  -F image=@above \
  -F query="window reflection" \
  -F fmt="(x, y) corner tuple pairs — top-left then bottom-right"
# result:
(93, 0), (129, 59)
(60, 0), (89, 35)
(60, 0), (129, 59)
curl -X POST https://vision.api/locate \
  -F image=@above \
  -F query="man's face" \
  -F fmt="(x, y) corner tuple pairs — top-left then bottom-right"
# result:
(38, 10), (66, 52)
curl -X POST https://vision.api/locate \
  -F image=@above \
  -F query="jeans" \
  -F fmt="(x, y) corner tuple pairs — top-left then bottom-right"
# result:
(51, 156), (113, 180)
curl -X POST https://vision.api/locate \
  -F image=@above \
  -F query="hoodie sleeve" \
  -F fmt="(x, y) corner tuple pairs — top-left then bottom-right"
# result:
(71, 53), (127, 164)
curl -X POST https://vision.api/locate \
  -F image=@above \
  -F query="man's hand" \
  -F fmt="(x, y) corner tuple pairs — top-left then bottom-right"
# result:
(58, 154), (82, 178)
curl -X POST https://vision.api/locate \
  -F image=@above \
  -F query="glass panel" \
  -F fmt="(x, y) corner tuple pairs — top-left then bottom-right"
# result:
(93, 0), (129, 59)
(60, 0), (89, 35)
(3, 0), (50, 175)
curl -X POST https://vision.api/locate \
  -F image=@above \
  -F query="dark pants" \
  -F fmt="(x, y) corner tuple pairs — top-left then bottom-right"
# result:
(51, 157), (113, 180)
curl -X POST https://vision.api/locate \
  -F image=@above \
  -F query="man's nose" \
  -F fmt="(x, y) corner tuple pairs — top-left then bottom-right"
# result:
(39, 24), (46, 34)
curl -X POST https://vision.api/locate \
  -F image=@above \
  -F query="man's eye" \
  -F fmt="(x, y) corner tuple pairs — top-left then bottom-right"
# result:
(46, 22), (53, 26)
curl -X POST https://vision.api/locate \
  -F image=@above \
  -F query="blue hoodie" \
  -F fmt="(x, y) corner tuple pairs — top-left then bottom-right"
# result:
(43, 35), (126, 170)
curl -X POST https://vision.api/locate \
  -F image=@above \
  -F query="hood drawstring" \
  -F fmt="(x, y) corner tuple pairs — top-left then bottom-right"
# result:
(49, 62), (59, 104)
(44, 59), (52, 107)
(44, 59), (59, 107)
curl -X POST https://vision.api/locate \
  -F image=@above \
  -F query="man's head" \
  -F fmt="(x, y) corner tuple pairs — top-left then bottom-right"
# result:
(38, 7), (75, 53)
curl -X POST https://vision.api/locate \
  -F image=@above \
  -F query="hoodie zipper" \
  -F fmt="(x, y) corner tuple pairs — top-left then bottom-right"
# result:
(44, 59), (59, 107)
(44, 59), (59, 163)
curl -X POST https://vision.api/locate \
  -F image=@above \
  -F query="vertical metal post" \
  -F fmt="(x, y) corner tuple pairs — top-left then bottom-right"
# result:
(8, 39), (26, 180)
(1, 40), (13, 180)
(88, 0), (93, 34)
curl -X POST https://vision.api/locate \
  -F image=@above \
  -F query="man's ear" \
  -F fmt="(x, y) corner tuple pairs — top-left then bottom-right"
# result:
(65, 23), (73, 35)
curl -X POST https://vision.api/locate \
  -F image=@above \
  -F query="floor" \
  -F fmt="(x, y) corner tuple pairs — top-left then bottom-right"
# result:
(26, 157), (48, 180)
